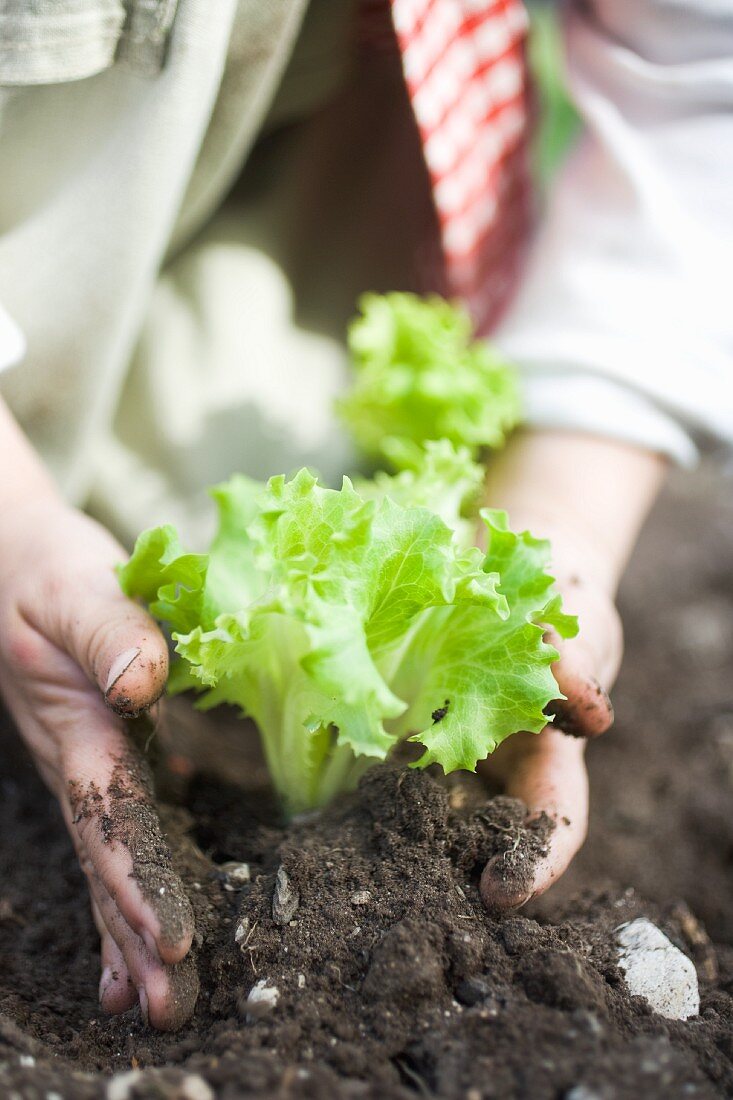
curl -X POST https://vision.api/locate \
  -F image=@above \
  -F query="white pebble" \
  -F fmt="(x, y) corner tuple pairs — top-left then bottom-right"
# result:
(616, 918), (700, 1020)
(246, 978), (280, 1021)
(272, 866), (299, 924)
(221, 861), (251, 883)
(107, 1070), (143, 1100)
(178, 1074), (215, 1100)
(19, 1055), (35, 1067)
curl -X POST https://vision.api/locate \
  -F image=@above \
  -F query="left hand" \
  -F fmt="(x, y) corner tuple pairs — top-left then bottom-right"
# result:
(478, 527), (623, 910)
(475, 429), (666, 909)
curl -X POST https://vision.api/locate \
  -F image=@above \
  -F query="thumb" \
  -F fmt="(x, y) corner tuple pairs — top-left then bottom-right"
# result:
(62, 582), (169, 716)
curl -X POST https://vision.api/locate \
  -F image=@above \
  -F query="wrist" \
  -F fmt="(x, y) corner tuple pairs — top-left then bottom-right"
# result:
(491, 500), (620, 594)
(0, 397), (60, 512)
(483, 429), (668, 597)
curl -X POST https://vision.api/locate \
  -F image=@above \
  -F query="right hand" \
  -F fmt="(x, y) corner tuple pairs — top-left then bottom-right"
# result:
(0, 491), (197, 1030)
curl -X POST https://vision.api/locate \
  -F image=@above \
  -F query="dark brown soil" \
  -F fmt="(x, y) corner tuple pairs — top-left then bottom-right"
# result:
(1, 468), (732, 1099)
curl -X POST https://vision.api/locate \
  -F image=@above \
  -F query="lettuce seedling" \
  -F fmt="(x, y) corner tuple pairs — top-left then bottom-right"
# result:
(337, 292), (521, 465)
(119, 444), (576, 815)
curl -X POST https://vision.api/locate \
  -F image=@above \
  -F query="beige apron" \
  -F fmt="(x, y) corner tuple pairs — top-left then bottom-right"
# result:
(0, 0), (437, 544)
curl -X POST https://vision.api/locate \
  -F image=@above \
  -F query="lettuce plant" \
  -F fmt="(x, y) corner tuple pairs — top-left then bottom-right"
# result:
(337, 292), (521, 465)
(119, 444), (575, 815)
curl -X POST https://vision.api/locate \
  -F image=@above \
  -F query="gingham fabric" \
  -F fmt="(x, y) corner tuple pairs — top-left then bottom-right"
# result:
(388, 0), (534, 332)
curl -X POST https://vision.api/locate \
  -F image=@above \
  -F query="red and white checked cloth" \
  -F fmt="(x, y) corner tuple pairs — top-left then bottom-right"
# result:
(379, 0), (535, 332)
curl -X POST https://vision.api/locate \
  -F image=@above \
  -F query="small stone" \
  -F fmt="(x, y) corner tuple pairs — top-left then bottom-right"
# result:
(455, 975), (492, 1007)
(178, 1075), (214, 1100)
(245, 978), (280, 1022)
(221, 861), (251, 887)
(18, 1056), (35, 1068)
(298, 973), (306, 989)
(107, 1070), (143, 1100)
(234, 917), (250, 946)
(272, 866), (299, 925)
(564, 1088), (605, 1100)
(350, 890), (372, 906)
(616, 918), (700, 1020)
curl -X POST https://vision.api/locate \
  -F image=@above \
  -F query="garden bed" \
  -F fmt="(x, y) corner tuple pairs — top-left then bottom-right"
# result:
(1, 468), (732, 1099)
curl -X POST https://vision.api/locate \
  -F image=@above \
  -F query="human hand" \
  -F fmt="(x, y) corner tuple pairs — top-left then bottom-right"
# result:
(477, 429), (666, 910)
(0, 492), (197, 1030)
(479, 538), (622, 909)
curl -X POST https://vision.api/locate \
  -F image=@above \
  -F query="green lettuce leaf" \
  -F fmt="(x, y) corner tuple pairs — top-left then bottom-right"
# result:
(337, 292), (521, 465)
(389, 510), (579, 772)
(354, 438), (484, 545)
(119, 467), (575, 814)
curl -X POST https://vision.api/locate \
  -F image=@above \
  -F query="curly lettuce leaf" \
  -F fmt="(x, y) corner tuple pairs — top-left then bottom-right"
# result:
(389, 510), (579, 772)
(354, 438), (484, 545)
(116, 525), (210, 635)
(119, 470), (575, 813)
(337, 292), (521, 464)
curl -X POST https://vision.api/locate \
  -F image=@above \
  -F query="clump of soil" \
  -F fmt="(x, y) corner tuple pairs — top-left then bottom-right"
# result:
(0, 758), (731, 1100)
(1, 469), (732, 1099)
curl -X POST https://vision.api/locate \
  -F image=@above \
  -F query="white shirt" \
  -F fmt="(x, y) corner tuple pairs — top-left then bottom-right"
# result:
(493, 0), (733, 466)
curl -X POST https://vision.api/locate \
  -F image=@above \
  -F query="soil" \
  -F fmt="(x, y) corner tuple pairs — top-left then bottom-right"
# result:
(1, 467), (732, 1100)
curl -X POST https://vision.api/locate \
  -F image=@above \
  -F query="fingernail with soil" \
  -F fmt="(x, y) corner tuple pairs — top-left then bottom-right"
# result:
(545, 698), (583, 737)
(105, 647), (141, 695)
